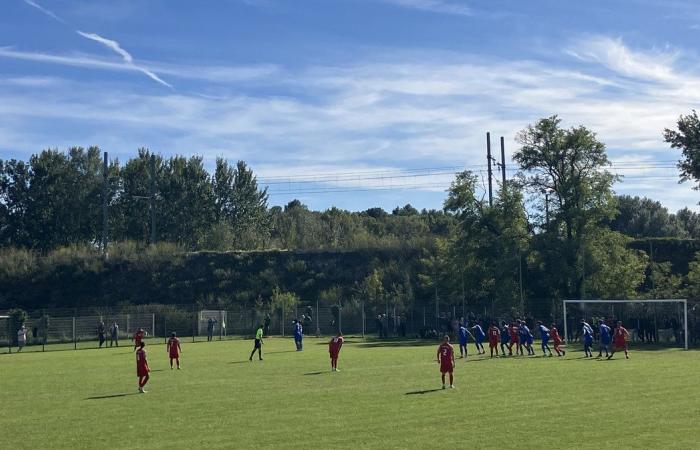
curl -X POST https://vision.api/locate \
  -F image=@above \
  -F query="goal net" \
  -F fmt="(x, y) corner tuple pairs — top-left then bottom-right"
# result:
(563, 299), (689, 350)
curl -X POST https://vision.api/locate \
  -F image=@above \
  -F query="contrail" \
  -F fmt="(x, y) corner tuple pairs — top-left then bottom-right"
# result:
(77, 31), (173, 88)
(21, 0), (172, 88)
(22, 0), (67, 24)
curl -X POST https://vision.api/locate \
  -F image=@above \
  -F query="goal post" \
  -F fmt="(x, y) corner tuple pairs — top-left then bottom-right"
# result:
(563, 299), (688, 350)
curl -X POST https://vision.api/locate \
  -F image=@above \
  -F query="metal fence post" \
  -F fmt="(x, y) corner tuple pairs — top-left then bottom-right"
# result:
(72, 316), (76, 350)
(126, 313), (130, 337)
(282, 308), (285, 337)
(219, 310), (223, 341)
(316, 300), (320, 337)
(7, 318), (11, 354)
(362, 301), (365, 338)
(192, 305), (196, 343)
(164, 316), (167, 344)
(152, 313), (155, 340)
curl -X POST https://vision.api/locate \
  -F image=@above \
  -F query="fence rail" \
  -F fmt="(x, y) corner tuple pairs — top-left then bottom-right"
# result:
(2, 301), (698, 354)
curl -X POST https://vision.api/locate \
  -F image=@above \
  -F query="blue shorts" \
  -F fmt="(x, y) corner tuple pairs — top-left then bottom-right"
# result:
(459, 340), (467, 346)
(584, 337), (593, 345)
(475, 337), (484, 344)
(541, 338), (549, 345)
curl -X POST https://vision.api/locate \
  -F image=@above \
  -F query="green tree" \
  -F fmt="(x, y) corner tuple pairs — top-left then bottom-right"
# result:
(664, 110), (700, 190)
(514, 116), (616, 299)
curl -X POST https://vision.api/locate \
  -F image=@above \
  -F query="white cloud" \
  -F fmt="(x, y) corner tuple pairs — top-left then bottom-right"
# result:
(22, 0), (67, 24)
(0, 35), (698, 210)
(381, 0), (472, 16)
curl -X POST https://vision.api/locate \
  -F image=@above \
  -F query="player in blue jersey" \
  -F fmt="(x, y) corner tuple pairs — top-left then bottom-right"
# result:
(537, 321), (553, 357)
(293, 319), (303, 351)
(519, 320), (535, 356)
(470, 323), (486, 355)
(458, 323), (475, 359)
(597, 319), (612, 358)
(500, 322), (511, 356)
(581, 319), (594, 357)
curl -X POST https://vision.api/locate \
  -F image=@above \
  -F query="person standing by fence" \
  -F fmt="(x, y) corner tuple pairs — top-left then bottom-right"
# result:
(329, 332), (344, 371)
(207, 318), (217, 342)
(109, 322), (119, 347)
(167, 332), (182, 369)
(97, 321), (106, 348)
(132, 328), (146, 351)
(293, 319), (303, 351)
(17, 325), (28, 352)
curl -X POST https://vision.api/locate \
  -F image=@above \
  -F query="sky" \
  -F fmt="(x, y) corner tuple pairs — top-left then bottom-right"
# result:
(1, 0), (699, 212)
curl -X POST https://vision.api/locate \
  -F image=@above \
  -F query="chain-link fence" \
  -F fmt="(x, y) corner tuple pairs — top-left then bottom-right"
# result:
(3, 300), (697, 354)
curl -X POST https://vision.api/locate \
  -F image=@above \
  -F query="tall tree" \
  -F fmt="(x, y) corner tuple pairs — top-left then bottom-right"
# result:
(610, 195), (679, 238)
(664, 110), (700, 190)
(514, 116), (616, 299)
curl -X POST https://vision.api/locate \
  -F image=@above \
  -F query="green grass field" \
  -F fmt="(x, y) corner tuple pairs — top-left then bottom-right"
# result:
(1, 337), (698, 449)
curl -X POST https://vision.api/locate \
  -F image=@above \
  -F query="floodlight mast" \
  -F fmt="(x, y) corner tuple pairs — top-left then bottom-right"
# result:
(562, 299), (688, 350)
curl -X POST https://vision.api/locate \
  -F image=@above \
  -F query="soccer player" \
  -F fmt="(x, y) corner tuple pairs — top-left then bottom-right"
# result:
(537, 321), (553, 357)
(608, 321), (630, 360)
(136, 341), (150, 393)
(437, 335), (455, 389)
(457, 323), (474, 359)
(597, 320), (612, 358)
(581, 319), (594, 357)
(293, 319), (303, 351)
(167, 332), (182, 369)
(487, 322), (500, 357)
(519, 320), (535, 356)
(471, 323), (486, 355)
(500, 322), (511, 356)
(249, 324), (263, 361)
(329, 332), (344, 371)
(550, 323), (565, 356)
(509, 322), (521, 356)
(132, 328), (147, 352)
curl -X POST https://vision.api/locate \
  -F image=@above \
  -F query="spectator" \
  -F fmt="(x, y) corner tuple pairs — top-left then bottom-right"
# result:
(375, 315), (383, 339)
(263, 314), (271, 336)
(388, 315), (395, 337)
(109, 322), (119, 347)
(303, 314), (312, 334)
(207, 318), (217, 342)
(17, 325), (28, 352)
(97, 321), (106, 348)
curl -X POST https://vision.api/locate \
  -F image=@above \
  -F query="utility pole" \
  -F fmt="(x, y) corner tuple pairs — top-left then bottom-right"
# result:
(101, 151), (108, 255)
(149, 154), (157, 245)
(487, 132), (493, 207)
(500, 136), (506, 188)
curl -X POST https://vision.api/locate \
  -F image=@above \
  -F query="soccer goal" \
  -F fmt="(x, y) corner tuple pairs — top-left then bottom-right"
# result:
(563, 299), (688, 350)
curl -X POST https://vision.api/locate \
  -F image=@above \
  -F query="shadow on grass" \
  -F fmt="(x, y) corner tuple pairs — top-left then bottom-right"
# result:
(405, 388), (443, 395)
(230, 360), (251, 364)
(303, 371), (325, 376)
(85, 393), (139, 400)
(266, 350), (298, 354)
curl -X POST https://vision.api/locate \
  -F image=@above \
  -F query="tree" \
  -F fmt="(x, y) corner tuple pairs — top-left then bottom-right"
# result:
(583, 229), (647, 299)
(213, 159), (269, 250)
(664, 110), (700, 190)
(514, 116), (616, 299)
(610, 195), (679, 238)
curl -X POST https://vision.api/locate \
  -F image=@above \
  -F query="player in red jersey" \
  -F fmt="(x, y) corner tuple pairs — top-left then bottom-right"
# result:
(167, 332), (182, 369)
(328, 332), (344, 372)
(487, 322), (500, 358)
(550, 324), (566, 357)
(136, 341), (150, 393)
(437, 335), (455, 389)
(508, 322), (520, 356)
(608, 321), (630, 360)
(132, 328), (147, 351)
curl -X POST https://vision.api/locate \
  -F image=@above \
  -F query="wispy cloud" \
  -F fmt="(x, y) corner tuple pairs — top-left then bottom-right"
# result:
(20, 0), (172, 88)
(0, 47), (277, 84)
(76, 31), (172, 88)
(0, 35), (698, 210)
(22, 0), (67, 24)
(382, 0), (472, 16)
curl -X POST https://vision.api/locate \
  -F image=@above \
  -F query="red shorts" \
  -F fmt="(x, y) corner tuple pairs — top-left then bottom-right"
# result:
(489, 339), (498, 348)
(137, 364), (150, 377)
(169, 351), (179, 359)
(440, 362), (453, 373)
(553, 339), (562, 346)
(329, 352), (339, 359)
(613, 339), (627, 349)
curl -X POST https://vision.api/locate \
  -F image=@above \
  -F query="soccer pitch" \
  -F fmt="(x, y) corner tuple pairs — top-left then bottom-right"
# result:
(1, 338), (698, 449)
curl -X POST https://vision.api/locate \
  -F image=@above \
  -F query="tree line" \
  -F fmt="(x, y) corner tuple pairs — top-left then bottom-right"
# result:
(1, 112), (700, 319)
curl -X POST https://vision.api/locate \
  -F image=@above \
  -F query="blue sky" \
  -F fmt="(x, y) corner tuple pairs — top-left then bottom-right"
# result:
(1, 0), (699, 212)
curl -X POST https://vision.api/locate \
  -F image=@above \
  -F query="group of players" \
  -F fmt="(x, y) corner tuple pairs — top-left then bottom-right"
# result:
(132, 317), (631, 393)
(437, 318), (631, 389)
(133, 324), (345, 393)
